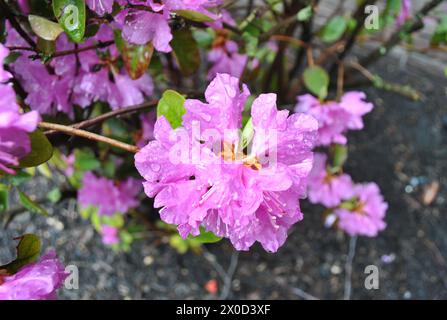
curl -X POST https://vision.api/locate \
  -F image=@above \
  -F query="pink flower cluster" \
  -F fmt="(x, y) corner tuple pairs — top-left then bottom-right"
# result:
(135, 73), (319, 252)
(88, 1), (220, 52)
(295, 92), (373, 146)
(0, 44), (40, 174)
(6, 24), (153, 115)
(0, 251), (67, 300)
(78, 172), (141, 216)
(207, 40), (247, 80)
(307, 153), (388, 237)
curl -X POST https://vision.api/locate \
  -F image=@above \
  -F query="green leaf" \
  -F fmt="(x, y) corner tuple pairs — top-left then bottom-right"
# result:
(303, 65), (329, 99)
(171, 28), (201, 76)
(330, 144), (348, 170)
(0, 234), (42, 274)
(18, 129), (53, 168)
(0, 183), (9, 213)
(157, 90), (186, 129)
(297, 5), (313, 22)
(52, 0), (86, 43)
(320, 16), (347, 43)
(193, 29), (215, 48)
(170, 234), (189, 254)
(190, 227), (221, 244)
(90, 210), (101, 232)
(174, 10), (214, 22)
(101, 213), (124, 228)
(431, 16), (447, 46)
(18, 190), (49, 216)
(47, 188), (62, 203)
(241, 117), (254, 148)
(28, 15), (64, 41)
(74, 149), (100, 171)
(79, 204), (96, 220)
(114, 30), (154, 80)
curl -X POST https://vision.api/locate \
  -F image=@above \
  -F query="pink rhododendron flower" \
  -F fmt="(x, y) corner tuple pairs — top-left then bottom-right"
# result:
(207, 40), (247, 80)
(335, 182), (388, 237)
(396, 0), (411, 27)
(86, 0), (115, 16)
(115, 0), (220, 50)
(295, 92), (373, 146)
(78, 172), (141, 215)
(116, 9), (173, 52)
(135, 73), (318, 252)
(101, 225), (120, 245)
(295, 94), (349, 146)
(0, 45), (41, 174)
(0, 251), (67, 300)
(6, 24), (153, 114)
(307, 153), (354, 207)
(339, 91), (374, 130)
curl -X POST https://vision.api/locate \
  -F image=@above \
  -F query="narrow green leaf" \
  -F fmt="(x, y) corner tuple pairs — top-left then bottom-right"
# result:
(18, 129), (53, 168)
(101, 213), (124, 228)
(241, 117), (254, 148)
(52, 0), (86, 43)
(157, 90), (186, 129)
(320, 16), (347, 43)
(330, 144), (348, 170)
(0, 183), (9, 213)
(171, 28), (200, 76)
(74, 149), (100, 171)
(0, 234), (42, 274)
(18, 190), (49, 216)
(303, 65), (329, 100)
(47, 188), (62, 203)
(190, 227), (221, 244)
(174, 10), (214, 22)
(28, 15), (64, 41)
(297, 5), (313, 22)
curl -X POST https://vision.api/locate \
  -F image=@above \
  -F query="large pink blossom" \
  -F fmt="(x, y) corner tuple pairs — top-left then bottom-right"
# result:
(135, 73), (318, 252)
(0, 45), (40, 174)
(295, 92), (374, 146)
(307, 153), (354, 207)
(0, 251), (67, 300)
(78, 172), (141, 216)
(335, 182), (388, 237)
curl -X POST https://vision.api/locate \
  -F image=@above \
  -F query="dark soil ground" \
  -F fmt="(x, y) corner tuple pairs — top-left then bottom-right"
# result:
(1, 52), (446, 300)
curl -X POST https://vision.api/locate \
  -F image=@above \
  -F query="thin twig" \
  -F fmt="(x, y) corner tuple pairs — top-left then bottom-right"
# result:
(38, 122), (139, 153)
(344, 236), (358, 300)
(45, 99), (159, 134)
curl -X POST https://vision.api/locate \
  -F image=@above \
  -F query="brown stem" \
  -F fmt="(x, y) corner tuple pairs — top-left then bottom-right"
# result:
(46, 100), (159, 134)
(39, 122), (139, 153)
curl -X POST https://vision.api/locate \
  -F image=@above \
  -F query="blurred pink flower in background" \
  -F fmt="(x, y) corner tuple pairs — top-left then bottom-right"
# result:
(335, 182), (388, 237)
